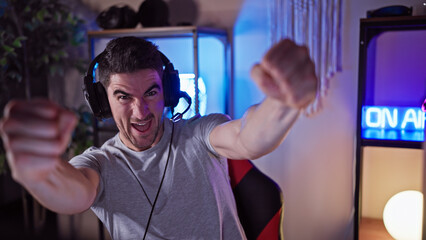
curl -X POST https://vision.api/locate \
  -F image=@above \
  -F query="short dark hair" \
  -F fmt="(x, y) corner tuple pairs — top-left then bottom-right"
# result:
(98, 37), (164, 87)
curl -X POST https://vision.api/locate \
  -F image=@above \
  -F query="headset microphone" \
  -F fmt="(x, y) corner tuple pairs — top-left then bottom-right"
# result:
(171, 91), (192, 121)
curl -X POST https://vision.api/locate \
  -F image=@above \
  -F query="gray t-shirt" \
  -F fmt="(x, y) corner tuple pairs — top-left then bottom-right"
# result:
(69, 114), (246, 240)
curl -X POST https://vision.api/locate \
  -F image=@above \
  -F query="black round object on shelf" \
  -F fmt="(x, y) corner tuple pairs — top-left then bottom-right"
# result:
(367, 5), (413, 18)
(96, 5), (138, 29)
(138, 0), (170, 27)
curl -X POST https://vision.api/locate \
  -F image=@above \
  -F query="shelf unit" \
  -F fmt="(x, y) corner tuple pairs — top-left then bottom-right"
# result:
(87, 26), (232, 147)
(354, 16), (426, 239)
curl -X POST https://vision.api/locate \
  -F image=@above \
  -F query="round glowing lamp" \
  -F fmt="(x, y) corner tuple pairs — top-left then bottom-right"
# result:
(383, 190), (423, 240)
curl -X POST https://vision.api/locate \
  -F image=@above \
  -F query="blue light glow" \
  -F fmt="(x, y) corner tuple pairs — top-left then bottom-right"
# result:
(92, 63), (98, 82)
(362, 106), (425, 142)
(174, 73), (207, 118)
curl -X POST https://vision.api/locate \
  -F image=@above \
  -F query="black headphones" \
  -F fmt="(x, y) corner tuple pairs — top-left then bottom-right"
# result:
(83, 50), (181, 120)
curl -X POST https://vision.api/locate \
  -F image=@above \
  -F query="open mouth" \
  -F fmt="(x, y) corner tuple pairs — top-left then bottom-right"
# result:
(131, 120), (152, 133)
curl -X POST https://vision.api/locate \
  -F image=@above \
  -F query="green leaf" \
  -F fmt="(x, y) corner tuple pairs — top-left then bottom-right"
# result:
(12, 38), (22, 48)
(36, 9), (45, 22)
(0, 57), (6, 67)
(66, 12), (73, 23)
(2, 45), (14, 53)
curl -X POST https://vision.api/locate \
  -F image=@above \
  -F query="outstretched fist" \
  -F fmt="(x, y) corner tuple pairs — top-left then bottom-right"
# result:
(0, 99), (77, 183)
(251, 39), (318, 109)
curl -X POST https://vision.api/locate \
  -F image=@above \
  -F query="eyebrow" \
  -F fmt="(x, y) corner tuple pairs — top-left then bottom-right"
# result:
(113, 90), (130, 96)
(144, 83), (161, 95)
(112, 83), (161, 97)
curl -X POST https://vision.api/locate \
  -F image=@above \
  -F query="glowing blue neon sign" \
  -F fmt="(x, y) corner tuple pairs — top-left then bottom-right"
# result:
(362, 106), (425, 142)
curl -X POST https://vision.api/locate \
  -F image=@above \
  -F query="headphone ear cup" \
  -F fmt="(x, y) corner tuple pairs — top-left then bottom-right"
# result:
(83, 75), (112, 120)
(163, 63), (181, 108)
(95, 82), (112, 119)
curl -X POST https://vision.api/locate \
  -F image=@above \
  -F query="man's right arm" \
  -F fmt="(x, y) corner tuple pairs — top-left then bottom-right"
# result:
(0, 99), (99, 214)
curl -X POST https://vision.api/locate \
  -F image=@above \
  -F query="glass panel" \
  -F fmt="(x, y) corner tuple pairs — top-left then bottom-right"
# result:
(360, 147), (423, 239)
(362, 30), (426, 142)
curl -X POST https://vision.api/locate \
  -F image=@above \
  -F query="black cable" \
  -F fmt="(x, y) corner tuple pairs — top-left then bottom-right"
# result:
(142, 122), (175, 240)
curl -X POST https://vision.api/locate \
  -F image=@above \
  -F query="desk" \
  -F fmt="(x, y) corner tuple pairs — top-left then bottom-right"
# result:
(359, 217), (392, 240)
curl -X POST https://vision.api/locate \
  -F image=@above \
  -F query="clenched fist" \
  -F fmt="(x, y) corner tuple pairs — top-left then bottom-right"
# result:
(251, 39), (318, 109)
(0, 99), (77, 184)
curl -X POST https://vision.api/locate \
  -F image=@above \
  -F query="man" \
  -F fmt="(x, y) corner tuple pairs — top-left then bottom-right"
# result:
(0, 37), (317, 239)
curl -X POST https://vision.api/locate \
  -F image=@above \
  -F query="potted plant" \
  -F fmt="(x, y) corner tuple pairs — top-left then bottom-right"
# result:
(0, 0), (87, 170)
(0, 0), (87, 237)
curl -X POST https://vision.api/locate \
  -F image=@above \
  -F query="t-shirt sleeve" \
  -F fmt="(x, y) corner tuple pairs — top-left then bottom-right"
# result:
(193, 113), (231, 158)
(68, 147), (105, 204)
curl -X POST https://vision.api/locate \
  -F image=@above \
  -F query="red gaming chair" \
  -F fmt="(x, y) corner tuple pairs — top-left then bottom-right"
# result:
(228, 159), (284, 240)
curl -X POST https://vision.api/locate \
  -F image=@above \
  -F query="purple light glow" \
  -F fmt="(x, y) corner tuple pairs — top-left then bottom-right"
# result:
(365, 30), (426, 107)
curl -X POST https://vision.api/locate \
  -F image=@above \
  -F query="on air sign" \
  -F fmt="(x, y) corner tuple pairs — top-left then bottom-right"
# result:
(361, 106), (425, 142)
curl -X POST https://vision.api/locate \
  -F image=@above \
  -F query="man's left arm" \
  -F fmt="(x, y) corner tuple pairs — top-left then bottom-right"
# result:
(210, 39), (318, 160)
